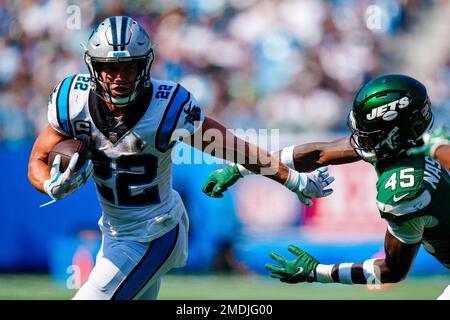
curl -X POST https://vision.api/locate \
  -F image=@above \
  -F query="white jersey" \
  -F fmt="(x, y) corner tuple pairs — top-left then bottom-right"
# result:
(47, 74), (204, 242)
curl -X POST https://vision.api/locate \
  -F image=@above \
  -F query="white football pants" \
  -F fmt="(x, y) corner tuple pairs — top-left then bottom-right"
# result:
(72, 212), (189, 300)
(437, 284), (450, 300)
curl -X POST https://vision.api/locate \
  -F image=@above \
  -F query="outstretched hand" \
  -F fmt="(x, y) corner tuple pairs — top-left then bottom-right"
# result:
(265, 245), (320, 284)
(284, 166), (335, 207)
(202, 164), (242, 198)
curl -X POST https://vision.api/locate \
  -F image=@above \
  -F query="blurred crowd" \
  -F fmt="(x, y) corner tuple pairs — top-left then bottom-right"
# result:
(0, 0), (448, 148)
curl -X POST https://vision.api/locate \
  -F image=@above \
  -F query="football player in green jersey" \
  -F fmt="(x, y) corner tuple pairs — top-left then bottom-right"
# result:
(202, 74), (450, 299)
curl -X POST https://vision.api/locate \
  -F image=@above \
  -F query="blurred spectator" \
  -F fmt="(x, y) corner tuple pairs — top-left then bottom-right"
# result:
(0, 0), (447, 143)
(0, 0), (448, 276)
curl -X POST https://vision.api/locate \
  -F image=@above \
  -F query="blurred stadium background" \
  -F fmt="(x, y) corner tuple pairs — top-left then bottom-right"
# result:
(0, 0), (449, 299)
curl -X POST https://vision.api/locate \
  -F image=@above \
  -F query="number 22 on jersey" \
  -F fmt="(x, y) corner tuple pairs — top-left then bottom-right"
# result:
(93, 152), (160, 207)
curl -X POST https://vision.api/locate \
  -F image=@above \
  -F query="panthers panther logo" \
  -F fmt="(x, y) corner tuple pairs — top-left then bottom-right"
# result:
(183, 102), (201, 125)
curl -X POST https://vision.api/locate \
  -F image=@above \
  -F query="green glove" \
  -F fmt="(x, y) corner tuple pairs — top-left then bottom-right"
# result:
(202, 164), (243, 198)
(407, 126), (450, 158)
(265, 245), (320, 284)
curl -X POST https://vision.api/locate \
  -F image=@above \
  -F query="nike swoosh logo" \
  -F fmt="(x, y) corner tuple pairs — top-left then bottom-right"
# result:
(293, 267), (304, 277)
(393, 193), (409, 202)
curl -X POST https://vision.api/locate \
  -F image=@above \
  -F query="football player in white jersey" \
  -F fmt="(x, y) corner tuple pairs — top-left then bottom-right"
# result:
(27, 16), (335, 300)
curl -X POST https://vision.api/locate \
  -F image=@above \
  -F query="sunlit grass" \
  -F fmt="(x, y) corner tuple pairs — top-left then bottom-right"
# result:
(0, 273), (447, 300)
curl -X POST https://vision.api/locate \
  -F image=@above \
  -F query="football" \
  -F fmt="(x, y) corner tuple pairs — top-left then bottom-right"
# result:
(47, 139), (91, 172)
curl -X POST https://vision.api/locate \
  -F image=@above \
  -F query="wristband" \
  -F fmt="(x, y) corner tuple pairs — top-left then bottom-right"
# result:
(338, 263), (354, 284)
(280, 145), (295, 169)
(315, 264), (334, 283)
(362, 258), (381, 285)
(235, 163), (253, 176)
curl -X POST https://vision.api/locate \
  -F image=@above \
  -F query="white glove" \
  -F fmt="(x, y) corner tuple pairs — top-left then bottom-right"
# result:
(43, 153), (93, 200)
(284, 166), (335, 207)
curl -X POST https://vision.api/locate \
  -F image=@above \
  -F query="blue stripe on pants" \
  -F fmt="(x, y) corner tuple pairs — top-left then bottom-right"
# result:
(111, 225), (179, 300)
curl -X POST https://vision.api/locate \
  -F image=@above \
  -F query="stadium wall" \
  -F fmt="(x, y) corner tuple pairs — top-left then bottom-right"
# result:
(0, 144), (446, 278)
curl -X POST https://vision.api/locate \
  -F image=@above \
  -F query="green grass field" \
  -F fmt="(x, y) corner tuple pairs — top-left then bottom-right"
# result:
(0, 273), (448, 300)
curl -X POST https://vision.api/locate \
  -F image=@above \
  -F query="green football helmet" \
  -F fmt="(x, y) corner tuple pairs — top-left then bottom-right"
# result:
(348, 74), (433, 163)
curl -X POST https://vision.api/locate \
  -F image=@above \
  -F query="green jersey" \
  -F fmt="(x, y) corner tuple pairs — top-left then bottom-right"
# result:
(375, 156), (450, 268)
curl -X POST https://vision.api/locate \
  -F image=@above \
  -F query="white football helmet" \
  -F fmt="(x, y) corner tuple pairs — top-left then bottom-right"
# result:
(84, 16), (154, 107)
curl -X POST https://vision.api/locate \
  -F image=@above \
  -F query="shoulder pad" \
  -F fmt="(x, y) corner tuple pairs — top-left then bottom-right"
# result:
(376, 158), (434, 222)
(152, 79), (178, 100)
(377, 157), (434, 222)
(48, 74), (90, 136)
(154, 81), (190, 152)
